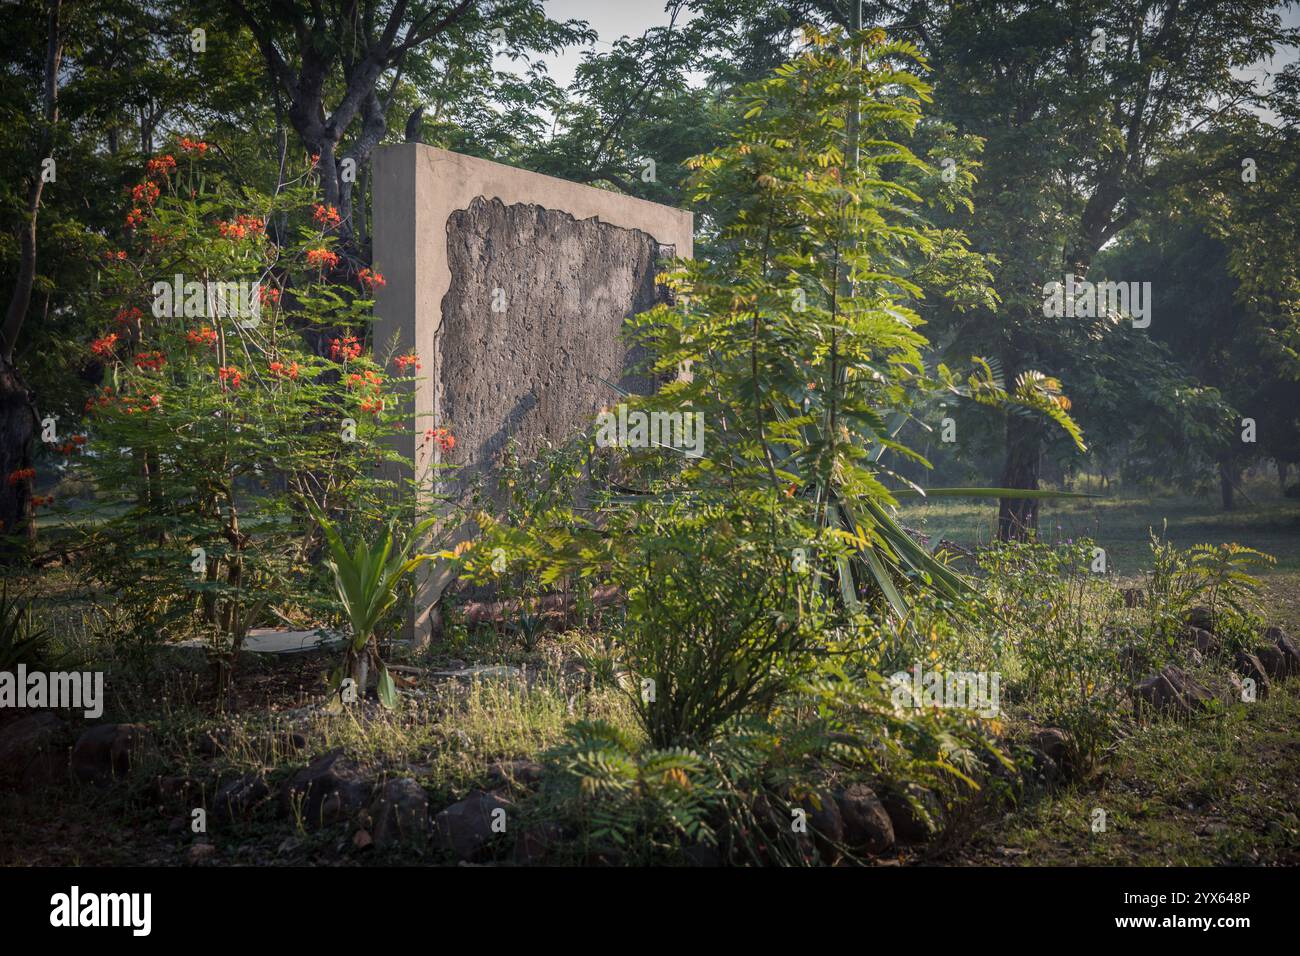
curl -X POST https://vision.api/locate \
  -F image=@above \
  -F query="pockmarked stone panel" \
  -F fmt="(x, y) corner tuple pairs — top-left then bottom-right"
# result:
(372, 144), (693, 644)
(438, 196), (662, 500)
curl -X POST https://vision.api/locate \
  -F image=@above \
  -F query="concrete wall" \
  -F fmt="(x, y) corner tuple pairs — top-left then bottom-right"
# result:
(372, 145), (693, 644)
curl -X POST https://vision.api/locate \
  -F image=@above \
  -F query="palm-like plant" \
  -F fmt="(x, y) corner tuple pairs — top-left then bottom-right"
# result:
(618, 26), (1084, 624)
(311, 506), (437, 708)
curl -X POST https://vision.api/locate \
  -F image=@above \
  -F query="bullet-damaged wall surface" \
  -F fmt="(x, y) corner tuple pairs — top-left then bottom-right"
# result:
(372, 144), (693, 644)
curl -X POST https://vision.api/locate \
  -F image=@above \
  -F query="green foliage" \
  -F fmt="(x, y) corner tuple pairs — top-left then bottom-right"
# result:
(312, 507), (438, 709)
(0, 583), (64, 670)
(64, 153), (431, 670)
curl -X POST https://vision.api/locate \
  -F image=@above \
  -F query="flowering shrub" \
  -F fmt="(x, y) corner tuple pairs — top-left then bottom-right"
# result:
(71, 144), (447, 687)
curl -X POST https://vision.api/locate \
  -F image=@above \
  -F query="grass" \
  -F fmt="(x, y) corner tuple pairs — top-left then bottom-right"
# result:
(948, 680), (1300, 866)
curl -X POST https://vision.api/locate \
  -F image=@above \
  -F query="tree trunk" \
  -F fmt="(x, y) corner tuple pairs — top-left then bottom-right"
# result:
(0, 357), (37, 556)
(997, 413), (1043, 541)
(1219, 459), (1236, 511)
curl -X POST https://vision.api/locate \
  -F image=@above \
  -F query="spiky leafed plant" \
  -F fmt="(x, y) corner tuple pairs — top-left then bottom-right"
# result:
(311, 505), (436, 708)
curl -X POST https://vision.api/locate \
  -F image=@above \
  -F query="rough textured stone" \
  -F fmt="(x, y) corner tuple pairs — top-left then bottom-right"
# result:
(0, 712), (63, 779)
(485, 758), (544, 791)
(279, 749), (374, 827)
(1233, 651), (1272, 699)
(1183, 626), (1219, 655)
(432, 789), (512, 861)
(372, 144), (693, 645)
(370, 777), (430, 848)
(798, 788), (844, 861)
(213, 771), (270, 823)
(879, 785), (937, 844)
(70, 723), (152, 785)
(1135, 665), (1214, 714)
(1030, 727), (1072, 768)
(1275, 634), (1300, 675)
(835, 783), (895, 854)
(1255, 645), (1291, 681)
(1186, 606), (1214, 631)
(438, 197), (661, 502)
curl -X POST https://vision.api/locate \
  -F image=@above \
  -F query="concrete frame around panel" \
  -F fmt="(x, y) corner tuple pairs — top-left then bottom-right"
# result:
(372, 144), (694, 646)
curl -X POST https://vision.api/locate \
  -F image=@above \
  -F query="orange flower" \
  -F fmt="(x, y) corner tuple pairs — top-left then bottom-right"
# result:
(180, 137), (208, 154)
(306, 247), (340, 271)
(186, 326), (218, 347)
(313, 204), (342, 229)
(329, 335), (361, 361)
(269, 360), (300, 380)
(394, 351), (421, 372)
(358, 267), (386, 290)
(146, 155), (176, 177)
(424, 427), (455, 453)
(134, 351), (166, 371)
(7, 468), (35, 485)
(218, 366), (242, 389)
(91, 333), (120, 359)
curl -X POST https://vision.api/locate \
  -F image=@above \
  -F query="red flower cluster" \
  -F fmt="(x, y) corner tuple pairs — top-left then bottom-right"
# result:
(180, 137), (208, 154)
(424, 427), (455, 453)
(146, 155), (176, 177)
(186, 326), (218, 347)
(217, 214), (265, 240)
(306, 247), (340, 271)
(329, 335), (362, 362)
(85, 386), (114, 412)
(132, 181), (160, 206)
(115, 306), (142, 326)
(7, 468), (35, 486)
(218, 366), (242, 389)
(134, 351), (166, 371)
(259, 285), (281, 307)
(91, 333), (120, 359)
(31, 494), (54, 508)
(394, 351), (421, 373)
(313, 204), (342, 229)
(358, 267), (386, 290)
(57, 435), (87, 455)
(269, 360), (300, 380)
(103, 250), (128, 262)
(123, 392), (163, 414)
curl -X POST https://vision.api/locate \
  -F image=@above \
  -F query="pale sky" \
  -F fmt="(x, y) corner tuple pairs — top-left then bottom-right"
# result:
(534, 0), (1300, 97)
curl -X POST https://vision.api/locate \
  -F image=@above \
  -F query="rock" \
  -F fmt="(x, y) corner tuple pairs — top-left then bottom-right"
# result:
(1029, 727), (1072, 767)
(485, 758), (544, 791)
(279, 749), (374, 827)
(151, 774), (193, 802)
(1186, 606), (1214, 631)
(879, 785), (937, 844)
(1121, 588), (1146, 608)
(281, 732), (307, 753)
(1135, 665), (1214, 714)
(433, 790), (512, 861)
(798, 788), (844, 862)
(213, 771), (270, 824)
(1183, 646), (1204, 667)
(352, 829), (373, 850)
(369, 778), (429, 848)
(835, 783), (895, 854)
(513, 823), (562, 866)
(0, 713), (63, 778)
(70, 723), (153, 785)
(1275, 634), (1300, 675)
(186, 842), (217, 865)
(1183, 626), (1219, 655)
(1219, 672), (1245, 705)
(1233, 651), (1272, 699)
(1255, 645), (1290, 681)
